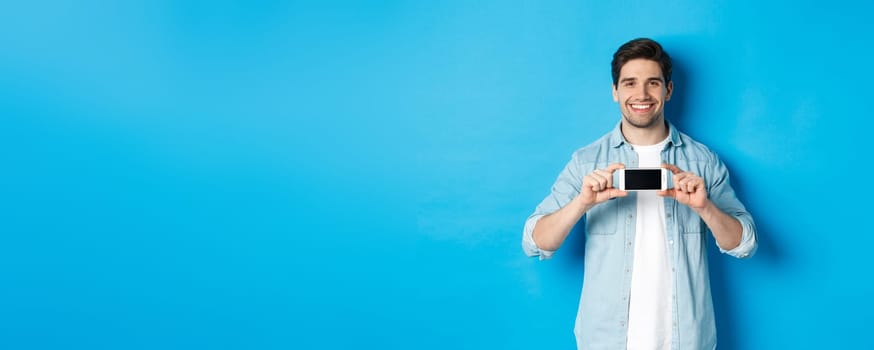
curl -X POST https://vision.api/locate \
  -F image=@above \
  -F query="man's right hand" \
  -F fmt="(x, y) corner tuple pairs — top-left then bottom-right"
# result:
(579, 163), (628, 209)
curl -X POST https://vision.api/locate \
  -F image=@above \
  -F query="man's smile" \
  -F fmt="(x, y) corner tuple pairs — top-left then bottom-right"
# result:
(629, 102), (655, 112)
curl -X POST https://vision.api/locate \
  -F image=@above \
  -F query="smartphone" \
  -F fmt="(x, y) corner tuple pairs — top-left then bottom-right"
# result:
(617, 168), (668, 191)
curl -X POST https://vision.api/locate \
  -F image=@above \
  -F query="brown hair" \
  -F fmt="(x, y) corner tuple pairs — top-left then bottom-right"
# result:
(611, 38), (672, 86)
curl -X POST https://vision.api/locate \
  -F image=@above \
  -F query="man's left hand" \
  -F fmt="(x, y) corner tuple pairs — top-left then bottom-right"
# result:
(658, 164), (707, 210)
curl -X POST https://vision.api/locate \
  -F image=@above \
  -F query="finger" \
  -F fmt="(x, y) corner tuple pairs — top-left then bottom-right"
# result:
(582, 175), (596, 193)
(690, 179), (705, 192)
(597, 174), (608, 191)
(673, 173), (688, 189)
(593, 169), (613, 188)
(662, 163), (684, 174)
(678, 178), (696, 193)
(580, 175), (592, 191)
(592, 170), (613, 190)
(683, 179), (695, 193)
(677, 178), (688, 192)
(589, 173), (604, 191)
(605, 163), (626, 173)
(673, 175), (683, 188)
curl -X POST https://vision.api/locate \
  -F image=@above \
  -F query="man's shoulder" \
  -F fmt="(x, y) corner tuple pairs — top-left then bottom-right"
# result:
(675, 129), (720, 162)
(570, 131), (615, 161)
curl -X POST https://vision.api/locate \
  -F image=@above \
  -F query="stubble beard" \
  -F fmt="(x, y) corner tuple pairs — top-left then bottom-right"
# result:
(622, 111), (663, 130)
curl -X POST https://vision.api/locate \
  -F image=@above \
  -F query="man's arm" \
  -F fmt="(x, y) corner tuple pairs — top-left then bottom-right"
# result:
(692, 199), (742, 250)
(532, 163), (627, 251)
(531, 195), (590, 251)
(659, 163), (756, 255)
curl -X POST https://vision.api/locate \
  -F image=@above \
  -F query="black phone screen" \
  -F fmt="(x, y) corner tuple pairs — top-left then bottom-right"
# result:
(624, 169), (662, 190)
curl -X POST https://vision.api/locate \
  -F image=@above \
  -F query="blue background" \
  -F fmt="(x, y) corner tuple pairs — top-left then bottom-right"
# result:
(1, 1), (870, 349)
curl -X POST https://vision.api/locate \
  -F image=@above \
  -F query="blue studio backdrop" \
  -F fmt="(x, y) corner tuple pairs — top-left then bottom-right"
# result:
(2, 1), (871, 349)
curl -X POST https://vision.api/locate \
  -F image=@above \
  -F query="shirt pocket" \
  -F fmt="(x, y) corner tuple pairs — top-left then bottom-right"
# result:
(585, 199), (619, 235)
(676, 206), (704, 234)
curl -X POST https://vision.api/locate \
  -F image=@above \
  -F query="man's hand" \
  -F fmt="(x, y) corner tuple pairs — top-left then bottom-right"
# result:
(579, 163), (628, 209)
(658, 164), (707, 209)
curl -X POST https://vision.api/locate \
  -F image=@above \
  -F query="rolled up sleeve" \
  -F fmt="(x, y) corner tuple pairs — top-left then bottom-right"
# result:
(521, 153), (584, 260)
(522, 214), (556, 260)
(721, 211), (757, 258)
(707, 155), (758, 259)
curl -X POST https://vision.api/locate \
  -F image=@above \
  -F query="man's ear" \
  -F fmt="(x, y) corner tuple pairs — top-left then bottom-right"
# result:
(612, 84), (619, 102)
(665, 81), (673, 101)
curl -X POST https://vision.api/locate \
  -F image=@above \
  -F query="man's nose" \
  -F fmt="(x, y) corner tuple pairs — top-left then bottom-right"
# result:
(635, 84), (648, 97)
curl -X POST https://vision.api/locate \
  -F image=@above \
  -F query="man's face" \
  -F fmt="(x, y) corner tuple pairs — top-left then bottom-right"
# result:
(612, 58), (673, 129)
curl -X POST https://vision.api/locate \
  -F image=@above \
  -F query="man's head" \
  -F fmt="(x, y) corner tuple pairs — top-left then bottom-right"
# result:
(611, 38), (673, 130)
(611, 38), (672, 86)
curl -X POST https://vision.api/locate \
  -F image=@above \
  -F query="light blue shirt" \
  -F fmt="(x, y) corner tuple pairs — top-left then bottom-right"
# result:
(522, 122), (757, 350)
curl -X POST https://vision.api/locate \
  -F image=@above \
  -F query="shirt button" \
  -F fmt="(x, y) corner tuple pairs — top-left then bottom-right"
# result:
(627, 241), (632, 246)
(620, 321), (626, 327)
(669, 240), (674, 245)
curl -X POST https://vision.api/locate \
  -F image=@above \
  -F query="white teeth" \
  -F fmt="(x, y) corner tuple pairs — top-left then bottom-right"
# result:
(631, 104), (652, 109)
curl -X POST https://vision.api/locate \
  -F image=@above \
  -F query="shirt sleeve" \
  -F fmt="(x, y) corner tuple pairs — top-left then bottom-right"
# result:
(522, 152), (585, 260)
(707, 155), (758, 259)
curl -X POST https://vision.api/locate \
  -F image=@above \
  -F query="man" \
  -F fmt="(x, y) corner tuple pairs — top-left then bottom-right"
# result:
(522, 38), (757, 350)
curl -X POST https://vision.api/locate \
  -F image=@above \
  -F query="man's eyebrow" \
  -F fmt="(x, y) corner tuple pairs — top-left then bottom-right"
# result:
(619, 77), (637, 83)
(646, 77), (665, 82)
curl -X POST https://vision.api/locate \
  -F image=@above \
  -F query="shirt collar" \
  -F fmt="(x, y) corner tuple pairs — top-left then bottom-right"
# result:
(609, 120), (684, 148)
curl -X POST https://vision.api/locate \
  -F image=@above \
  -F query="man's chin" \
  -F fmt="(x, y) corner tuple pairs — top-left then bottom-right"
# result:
(623, 115), (662, 129)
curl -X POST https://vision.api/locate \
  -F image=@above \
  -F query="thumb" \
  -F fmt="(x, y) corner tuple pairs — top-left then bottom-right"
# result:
(657, 189), (675, 198)
(608, 188), (629, 199)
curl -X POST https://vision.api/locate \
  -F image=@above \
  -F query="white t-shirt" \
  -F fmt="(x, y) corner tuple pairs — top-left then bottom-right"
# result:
(626, 137), (673, 350)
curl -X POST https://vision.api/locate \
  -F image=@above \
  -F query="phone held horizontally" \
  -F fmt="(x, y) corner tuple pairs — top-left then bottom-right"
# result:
(617, 168), (668, 191)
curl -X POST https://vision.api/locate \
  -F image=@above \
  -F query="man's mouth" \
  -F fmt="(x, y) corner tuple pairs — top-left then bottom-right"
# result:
(629, 103), (655, 112)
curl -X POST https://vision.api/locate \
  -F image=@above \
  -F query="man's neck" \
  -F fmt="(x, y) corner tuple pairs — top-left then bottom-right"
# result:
(621, 119), (669, 146)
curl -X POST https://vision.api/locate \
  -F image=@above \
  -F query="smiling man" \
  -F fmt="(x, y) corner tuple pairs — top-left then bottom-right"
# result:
(522, 38), (758, 350)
